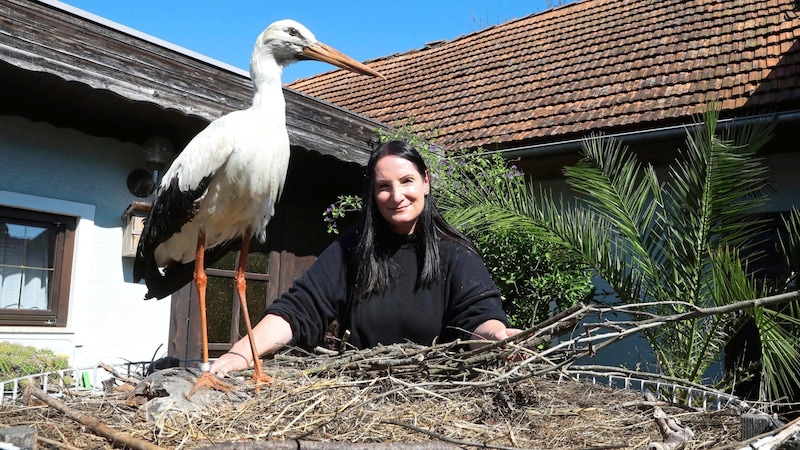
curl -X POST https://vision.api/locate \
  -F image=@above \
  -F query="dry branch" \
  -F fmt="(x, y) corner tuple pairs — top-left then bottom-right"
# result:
(518, 290), (800, 374)
(98, 361), (139, 385)
(591, 290), (800, 327)
(37, 435), (83, 450)
(25, 384), (166, 450)
(381, 419), (517, 450)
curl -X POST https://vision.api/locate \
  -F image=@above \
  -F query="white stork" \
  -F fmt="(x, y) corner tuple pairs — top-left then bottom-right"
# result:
(133, 19), (382, 397)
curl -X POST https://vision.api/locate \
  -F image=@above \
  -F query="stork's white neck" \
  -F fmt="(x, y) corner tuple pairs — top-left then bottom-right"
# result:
(250, 53), (285, 108)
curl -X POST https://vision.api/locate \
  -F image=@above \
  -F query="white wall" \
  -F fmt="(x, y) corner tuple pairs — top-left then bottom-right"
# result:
(0, 116), (171, 369)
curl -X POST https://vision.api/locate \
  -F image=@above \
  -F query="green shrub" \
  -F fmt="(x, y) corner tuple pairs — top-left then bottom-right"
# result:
(471, 226), (593, 328)
(0, 341), (69, 380)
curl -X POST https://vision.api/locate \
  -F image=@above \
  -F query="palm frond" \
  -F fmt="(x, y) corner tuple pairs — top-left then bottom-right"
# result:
(659, 105), (775, 306)
(565, 135), (663, 285)
(751, 303), (800, 401)
(706, 246), (800, 399)
(780, 208), (800, 286)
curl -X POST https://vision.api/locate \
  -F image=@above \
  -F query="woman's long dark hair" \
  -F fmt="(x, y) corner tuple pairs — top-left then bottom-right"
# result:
(352, 140), (474, 301)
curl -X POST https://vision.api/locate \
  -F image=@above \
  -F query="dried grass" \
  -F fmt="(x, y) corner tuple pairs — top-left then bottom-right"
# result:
(1, 340), (746, 449)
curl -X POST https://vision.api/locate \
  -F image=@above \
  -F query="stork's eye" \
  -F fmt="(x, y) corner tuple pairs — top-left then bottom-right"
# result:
(287, 27), (300, 37)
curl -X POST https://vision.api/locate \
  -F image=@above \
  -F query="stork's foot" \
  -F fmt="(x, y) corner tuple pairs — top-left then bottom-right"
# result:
(250, 359), (272, 394)
(186, 370), (236, 399)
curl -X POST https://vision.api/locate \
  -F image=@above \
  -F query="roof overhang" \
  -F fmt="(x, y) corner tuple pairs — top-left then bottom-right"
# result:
(0, 0), (385, 165)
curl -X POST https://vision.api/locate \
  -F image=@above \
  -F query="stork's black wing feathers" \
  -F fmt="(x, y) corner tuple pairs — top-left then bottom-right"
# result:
(133, 174), (215, 299)
(139, 238), (241, 300)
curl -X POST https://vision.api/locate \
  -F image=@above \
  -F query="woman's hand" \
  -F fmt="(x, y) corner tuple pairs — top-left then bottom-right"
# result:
(484, 327), (522, 341)
(209, 313), (293, 376)
(210, 351), (250, 376)
(471, 319), (522, 348)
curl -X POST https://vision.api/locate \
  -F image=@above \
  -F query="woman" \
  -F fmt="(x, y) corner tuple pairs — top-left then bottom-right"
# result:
(211, 140), (519, 375)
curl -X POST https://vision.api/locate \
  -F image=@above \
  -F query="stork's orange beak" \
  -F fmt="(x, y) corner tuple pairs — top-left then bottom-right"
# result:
(303, 42), (384, 79)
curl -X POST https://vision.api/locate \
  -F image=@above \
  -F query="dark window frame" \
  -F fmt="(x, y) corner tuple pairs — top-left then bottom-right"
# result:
(0, 206), (76, 327)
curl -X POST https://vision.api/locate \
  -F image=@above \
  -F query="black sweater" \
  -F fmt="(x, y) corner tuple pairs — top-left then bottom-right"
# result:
(265, 229), (510, 350)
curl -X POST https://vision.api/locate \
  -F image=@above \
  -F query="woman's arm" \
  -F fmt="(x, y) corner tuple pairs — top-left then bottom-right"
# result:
(212, 231), (356, 377)
(210, 313), (293, 375)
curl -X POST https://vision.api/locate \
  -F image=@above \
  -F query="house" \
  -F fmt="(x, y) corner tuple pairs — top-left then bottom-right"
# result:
(287, 0), (800, 368)
(3, 0), (799, 373)
(0, 0), (384, 368)
(289, 0), (800, 193)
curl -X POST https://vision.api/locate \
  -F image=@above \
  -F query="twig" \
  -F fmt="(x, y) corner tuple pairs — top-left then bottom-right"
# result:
(99, 361), (139, 385)
(382, 419), (516, 449)
(25, 384), (166, 450)
(387, 376), (449, 401)
(36, 435), (82, 450)
(577, 446), (629, 450)
(279, 395), (324, 436)
(592, 290), (800, 327)
(459, 302), (590, 359)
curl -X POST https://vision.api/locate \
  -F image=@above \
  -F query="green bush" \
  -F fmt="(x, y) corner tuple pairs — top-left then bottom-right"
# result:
(0, 341), (69, 380)
(471, 226), (593, 328)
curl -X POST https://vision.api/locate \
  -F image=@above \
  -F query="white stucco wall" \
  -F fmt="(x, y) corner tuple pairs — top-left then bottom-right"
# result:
(0, 116), (171, 368)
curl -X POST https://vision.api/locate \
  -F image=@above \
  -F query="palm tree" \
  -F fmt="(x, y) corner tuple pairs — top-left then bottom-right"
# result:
(443, 105), (800, 402)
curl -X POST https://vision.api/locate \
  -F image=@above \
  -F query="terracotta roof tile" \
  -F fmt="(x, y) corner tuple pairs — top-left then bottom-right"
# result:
(289, 0), (800, 150)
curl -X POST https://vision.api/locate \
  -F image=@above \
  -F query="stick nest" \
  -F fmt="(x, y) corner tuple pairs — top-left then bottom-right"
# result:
(1, 339), (746, 449)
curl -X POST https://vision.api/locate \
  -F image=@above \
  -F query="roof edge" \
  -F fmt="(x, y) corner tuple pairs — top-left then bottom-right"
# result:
(500, 109), (800, 159)
(36, 0), (250, 78)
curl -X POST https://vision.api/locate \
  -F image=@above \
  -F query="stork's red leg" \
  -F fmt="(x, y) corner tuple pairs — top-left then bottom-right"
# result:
(187, 229), (234, 399)
(235, 231), (272, 392)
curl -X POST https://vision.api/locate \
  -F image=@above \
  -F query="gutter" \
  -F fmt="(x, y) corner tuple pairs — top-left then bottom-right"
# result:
(499, 109), (800, 160)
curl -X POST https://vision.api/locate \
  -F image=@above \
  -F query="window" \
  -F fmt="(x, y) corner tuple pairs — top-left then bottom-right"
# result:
(205, 239), (271, 356)
(0, 206), (75, 327)
(168, 237), (273, 362)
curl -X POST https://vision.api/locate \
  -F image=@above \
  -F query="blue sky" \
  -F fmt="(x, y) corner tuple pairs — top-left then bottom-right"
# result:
(58, 0), (555, 83)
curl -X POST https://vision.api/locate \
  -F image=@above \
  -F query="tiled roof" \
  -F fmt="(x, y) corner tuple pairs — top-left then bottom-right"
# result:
(287, 0), (800, 151)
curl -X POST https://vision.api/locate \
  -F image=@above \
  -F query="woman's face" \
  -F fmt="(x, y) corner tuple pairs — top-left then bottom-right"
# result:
(373, 155), (430, 235)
